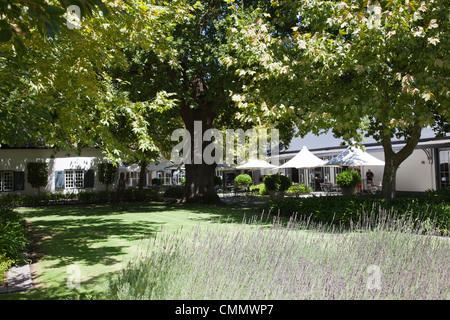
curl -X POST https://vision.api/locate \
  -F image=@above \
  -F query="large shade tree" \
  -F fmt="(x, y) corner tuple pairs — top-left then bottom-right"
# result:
(1, 0), (296, 203)
(89, 0), (296, 203)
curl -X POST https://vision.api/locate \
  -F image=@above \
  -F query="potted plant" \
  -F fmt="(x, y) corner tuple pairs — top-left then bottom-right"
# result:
(336, 170), (362, 196)
(264, 174), (291, 200)
(234, 174), (252, 189)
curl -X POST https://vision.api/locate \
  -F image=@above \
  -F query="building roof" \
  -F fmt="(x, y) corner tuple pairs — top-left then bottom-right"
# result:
(284, 127), (443, 152)
(282, 128), (449, 157)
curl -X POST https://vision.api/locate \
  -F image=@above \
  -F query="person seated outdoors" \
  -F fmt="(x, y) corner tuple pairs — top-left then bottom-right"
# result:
(366, 169), (374, 188)
(314, 174), (323, 191)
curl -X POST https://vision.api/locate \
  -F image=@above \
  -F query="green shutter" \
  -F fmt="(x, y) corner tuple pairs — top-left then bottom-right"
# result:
(14, 171), (25, 191)
(55, 171), (65, 189)
(84, 170), (95, 188)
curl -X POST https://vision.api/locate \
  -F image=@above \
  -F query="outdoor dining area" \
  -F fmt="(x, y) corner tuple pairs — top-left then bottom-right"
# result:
(215, 145), (386, 198)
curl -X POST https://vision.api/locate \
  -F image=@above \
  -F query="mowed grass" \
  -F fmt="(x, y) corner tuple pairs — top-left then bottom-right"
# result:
(0, 201), (266, 300)
(2, 200), (448, 300)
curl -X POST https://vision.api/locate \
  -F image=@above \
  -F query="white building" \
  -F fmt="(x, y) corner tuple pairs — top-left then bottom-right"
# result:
(0, 129), (449, 196)
(272, 129), (450, 193)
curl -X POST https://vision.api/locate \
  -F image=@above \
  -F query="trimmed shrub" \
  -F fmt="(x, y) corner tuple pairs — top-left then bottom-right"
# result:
(27, 162), (48, 194)
(286, 184), (312, 196)
(264, 174), (291, 192)
(124, 188), (159, 202)
(250, 183), (268, 195)
(336, 170), (362, 188)
(265, 194), (450, 233)
(234, 174), (252, 187)
(0, 188), (158, 207)
(96, 190), (115, 203)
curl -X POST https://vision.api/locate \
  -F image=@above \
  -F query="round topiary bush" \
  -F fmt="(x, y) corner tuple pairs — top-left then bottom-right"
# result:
(234, 174), (252, 188)
(264, 174), (291, 192)
(264, 174), (292, 200)
(336, 170), (362, 187)
(336, 170), (362, 195)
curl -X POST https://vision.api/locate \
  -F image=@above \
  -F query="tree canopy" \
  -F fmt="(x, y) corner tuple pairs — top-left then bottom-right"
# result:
(0, 0), (448, 200)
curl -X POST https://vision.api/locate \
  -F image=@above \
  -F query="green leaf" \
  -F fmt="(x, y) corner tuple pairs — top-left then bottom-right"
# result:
(0, 20), (12, 42)
(45, 6), (66, 16)
(12, 37), (27, 55)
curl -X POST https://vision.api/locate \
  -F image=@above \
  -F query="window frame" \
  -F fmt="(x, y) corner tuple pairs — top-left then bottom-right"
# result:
(64, 169), (85, 189)
(0, 170), (14, 192)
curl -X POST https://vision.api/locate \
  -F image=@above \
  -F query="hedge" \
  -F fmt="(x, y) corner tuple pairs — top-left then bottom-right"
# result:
(265, 193), (450, 233)
(0, 207), (28, 283)
(0, 188), (160, 207)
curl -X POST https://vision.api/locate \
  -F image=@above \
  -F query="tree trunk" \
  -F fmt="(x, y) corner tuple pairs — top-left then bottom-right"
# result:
(179, 100), (221, 204)
(381, 158), (398, 199)
(380, 122), (422, 199)
(183, 163), (220, 204)
(138, 160), (147, 190)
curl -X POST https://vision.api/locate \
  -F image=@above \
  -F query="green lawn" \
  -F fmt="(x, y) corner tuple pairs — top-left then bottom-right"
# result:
(0, 201), (267, 300)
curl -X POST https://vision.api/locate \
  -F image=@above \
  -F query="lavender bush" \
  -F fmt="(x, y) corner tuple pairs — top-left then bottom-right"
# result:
(108, 211), (449, 300)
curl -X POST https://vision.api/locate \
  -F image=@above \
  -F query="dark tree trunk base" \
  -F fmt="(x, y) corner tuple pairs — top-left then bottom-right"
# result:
(181, 163), (223, 205)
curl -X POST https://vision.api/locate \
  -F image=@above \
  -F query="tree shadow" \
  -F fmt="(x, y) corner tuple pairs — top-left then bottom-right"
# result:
(9, 201), (287, 300)
(27, 216), (165, 268)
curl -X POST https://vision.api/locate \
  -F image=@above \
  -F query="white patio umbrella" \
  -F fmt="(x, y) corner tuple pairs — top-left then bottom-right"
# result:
(235, 158), (278, 187)
(236, 158), (278, 170)
(325, 146), (385, 192)
(279, 146), (326, 168)
(325, 147), (385, 167)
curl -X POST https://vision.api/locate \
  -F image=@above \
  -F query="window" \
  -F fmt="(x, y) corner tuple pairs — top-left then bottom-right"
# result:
(174, 170), (185, 185)
(65, 170), (84, 189)
(439, 149), (449, 189)
(0, 171), (14, 192)
(129, 171), (139, 187)
(157, 171), (172, 185)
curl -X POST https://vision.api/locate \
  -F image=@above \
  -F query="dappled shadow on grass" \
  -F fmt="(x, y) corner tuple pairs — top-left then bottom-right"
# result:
(168, 200), (295, 226)
(19, 200), (266, 217)
(28, 216), (164, 268)
(22, 201), (276, 264)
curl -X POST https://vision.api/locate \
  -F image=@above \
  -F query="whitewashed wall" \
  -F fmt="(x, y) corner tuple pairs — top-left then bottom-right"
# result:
(0, 145), (439, 195)
(353, 148), (435, 192)
(393, 148), (435, 192)
(0, 148), (108, 195)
